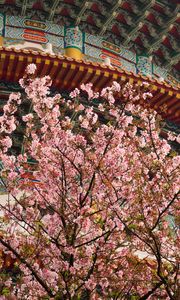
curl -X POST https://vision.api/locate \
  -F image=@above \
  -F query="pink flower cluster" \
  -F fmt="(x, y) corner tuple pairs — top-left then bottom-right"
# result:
(0, 65), (179, 300)
(0, 92), (21, 153)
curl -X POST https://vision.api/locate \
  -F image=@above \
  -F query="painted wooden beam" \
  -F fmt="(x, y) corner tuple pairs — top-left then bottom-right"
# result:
(75, 1), (92, 26)
(123, 0), (155, 46)
(147, 10), (179, 54)
(99, 0), (123, 35)
(164, 53), (180, 70)
(48, 0), (61, 21)
(21, 0), (28, 16)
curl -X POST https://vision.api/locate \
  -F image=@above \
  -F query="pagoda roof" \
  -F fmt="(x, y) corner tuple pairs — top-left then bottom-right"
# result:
(0, 46), (180, 124)
(0, 0), (179, 80)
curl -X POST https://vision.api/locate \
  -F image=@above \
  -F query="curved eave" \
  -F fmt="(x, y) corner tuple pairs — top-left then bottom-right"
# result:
(0, 46), (179, 124)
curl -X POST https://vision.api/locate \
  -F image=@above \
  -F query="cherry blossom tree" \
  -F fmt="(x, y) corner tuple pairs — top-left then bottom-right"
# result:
(0, 64), (179, 300)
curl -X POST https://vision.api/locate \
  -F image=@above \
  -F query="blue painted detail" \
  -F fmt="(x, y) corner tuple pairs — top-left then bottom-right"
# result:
(0, 13), (5, 36)
(137, 55), (152, 76)
(64, 26), (83, 52)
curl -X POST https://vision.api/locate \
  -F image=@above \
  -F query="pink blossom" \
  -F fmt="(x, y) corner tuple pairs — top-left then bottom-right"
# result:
(112, 81), (121, 92)
(81, 118), (89, 129)
(1, 136), (12, 149)
(85, 278), (96, 290)
(75, 103), (84, 112)
(9, 92), (21, 104)
(92, 113), (98, 125)
(22, 113), (34, 122)
(98, 103), (105, 111)
(26, 63), (37, 74)
(0, 74), (178, 300)
(142, 92), (153, 100)
(80, 83), (94, 99)
(70, 88), (80, 98)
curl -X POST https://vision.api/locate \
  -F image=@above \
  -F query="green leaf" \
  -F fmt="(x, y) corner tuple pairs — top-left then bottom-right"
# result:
(41, 296), (50, 300)
(129, 224), (137, 230)
(130, 296), (139, 300)
(2, 287), (10, 296)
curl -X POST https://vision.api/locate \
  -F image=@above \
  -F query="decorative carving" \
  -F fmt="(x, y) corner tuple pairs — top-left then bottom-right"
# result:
(85, 33), (103, 47)
(85, 44), (102, 58)
(102, 41), (121, 53)
(137, 55), (152, 76)
(120, 58), (136, 73)
(153, 64), (168, 81)
(0, 0), (178, 80)
(6, 15), (64, 35)
(24, 19), (46, 30)
(0, 12), (4, 35)
(64, 26), (83, 51)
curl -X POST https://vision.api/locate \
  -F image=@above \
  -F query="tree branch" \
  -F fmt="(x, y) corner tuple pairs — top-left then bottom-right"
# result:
(151, 190), (179, 231)
(0, 237), (54, 297)
(139, 281), (163, 300)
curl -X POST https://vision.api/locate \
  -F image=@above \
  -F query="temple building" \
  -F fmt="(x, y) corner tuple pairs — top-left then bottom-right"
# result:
(0, 0), (179, 188)
(0, 1), (179, 287)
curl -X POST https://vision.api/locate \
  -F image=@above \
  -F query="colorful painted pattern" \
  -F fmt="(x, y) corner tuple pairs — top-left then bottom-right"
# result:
(5, 15), (64, 45)
(102, 41), (121, 54)
(137, 56), (152, 76)
(64, 26), (83, 51)
(0, 13), (4, 36)
(120, 58), (136, 73)
(119, 47), (136, 63)
(85, 44), (102, 59)
(46, 34), (64, 48)
(85, 33), (103, 47)
(5, 27), (48, 44)
(5, 27), (23, 40)
(100, 49), (122, 67)
(153, 64), (168, 80)
(84, 36), (137, 72)
(6, 16), (64, 36)
(1, 15), (179, 86)
(84, 56), (103, 64)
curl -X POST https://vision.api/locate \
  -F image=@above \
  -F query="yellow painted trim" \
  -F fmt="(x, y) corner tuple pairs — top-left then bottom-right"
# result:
(113, 73), (118, 79)
(121, 75), (126, 81)
(70, 64), (76, 70)
(19, 56), (24, 61)
(36, 58), (41, 64)
(65, 47), (82, 60)
(27, 57), (33, 62)
(88, 68), (93, 74)
(168, 90), (173, 96)
(137, 80), (142, 85)
(152, 85), (158, 91)
(1, 53), (6, 59)
(10, 55), (15, 60)
(177, 93), (180, 99)
(45, 59), (50, 65)
(95, 70), (101, 75)
(129, 78), (134, 84)
(0, 36), (3, 46)
(160, 88), (165, 94)
(79, 66), (84, 71)
(53, 61), (58, 66)
(104, 71), (109, 77)
(62, 62), (67, 68)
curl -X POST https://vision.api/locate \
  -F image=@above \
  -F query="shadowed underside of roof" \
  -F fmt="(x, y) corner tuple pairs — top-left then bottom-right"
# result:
(0, 0), (179, 80)
(0, 46), (179, 125)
